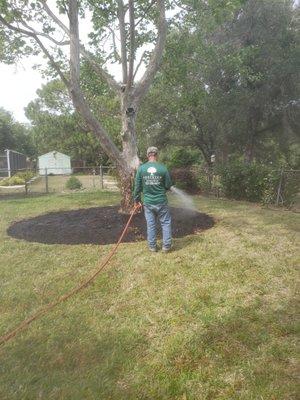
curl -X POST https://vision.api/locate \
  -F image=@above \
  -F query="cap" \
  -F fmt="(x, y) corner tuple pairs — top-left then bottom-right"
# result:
(147, 146), (158, 156)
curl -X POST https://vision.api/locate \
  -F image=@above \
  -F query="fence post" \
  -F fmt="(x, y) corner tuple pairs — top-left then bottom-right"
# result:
(45, 168), (49, 193)
(6, 149), (11, 177)
(100, 165), (104, 189)
(276, 168), (284, 206)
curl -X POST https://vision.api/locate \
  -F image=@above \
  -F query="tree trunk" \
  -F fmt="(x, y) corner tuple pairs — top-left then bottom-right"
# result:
(118, 168), (135, 213)
(118, 93), (140, 213)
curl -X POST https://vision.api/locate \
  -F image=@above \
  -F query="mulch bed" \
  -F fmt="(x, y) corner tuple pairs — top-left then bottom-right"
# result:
(7, 206), (214, 245)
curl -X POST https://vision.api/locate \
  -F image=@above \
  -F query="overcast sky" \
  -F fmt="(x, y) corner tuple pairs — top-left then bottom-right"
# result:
(0, 61), (44, 123)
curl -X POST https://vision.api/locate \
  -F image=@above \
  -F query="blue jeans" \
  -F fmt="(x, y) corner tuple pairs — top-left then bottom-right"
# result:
(144, 204), (172, 249)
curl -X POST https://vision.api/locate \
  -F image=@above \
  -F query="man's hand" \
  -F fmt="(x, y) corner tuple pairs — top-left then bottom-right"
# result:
(134, 202), (142, 212)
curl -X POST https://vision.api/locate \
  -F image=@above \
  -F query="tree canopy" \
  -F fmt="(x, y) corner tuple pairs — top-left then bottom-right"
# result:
(0, 108), (35, 156)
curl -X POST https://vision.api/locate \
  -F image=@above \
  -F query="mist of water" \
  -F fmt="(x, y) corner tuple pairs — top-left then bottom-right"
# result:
(170, 186), (197, 212)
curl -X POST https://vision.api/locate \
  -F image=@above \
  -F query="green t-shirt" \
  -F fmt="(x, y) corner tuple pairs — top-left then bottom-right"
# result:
(133, 161), (172, 205)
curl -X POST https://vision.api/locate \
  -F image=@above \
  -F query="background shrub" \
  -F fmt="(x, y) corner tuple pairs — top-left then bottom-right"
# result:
(65, 176), (83, 190)
(0, 170), (36, 186)
(0, 176), (25, 186)
(170, 167), (200, 193)
(161, 147), (202, 169)
(15, 171), (35, 182)
(216, 161), (299, 205)
(217, 161), (270, 202)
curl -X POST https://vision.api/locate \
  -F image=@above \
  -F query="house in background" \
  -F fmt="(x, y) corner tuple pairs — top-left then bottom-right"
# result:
(0, 149), (27, 178)
(38, 151), (72, 175)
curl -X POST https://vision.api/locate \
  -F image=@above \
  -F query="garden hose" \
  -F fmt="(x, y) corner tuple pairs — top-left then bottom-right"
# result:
(0, 203), (141, 347)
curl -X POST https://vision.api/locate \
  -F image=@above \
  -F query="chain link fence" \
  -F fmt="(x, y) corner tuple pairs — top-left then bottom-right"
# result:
(210, 168), (300, 210)
(171, 166), (300, 210)
(1, 164), (299, 210)
(274, 169), (300, 208)
(0, 166), (119, 198)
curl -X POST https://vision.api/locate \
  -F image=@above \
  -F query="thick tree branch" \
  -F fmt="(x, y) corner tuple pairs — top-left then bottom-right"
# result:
(80, 47), (121, 93)
(133, 0), (167, 105)
(68, 0), (125, 170)
(69, 0), (80, 90)
(0, 15), (70, 87)
(20, 20), (70, 46)
(134, 0), (156, 30)
(133, 50), (146, 80)
(108, 26), (122, 63)
(41, 1), (70, 35)
(42, 0), (121, 93)
(117, 0), (128, 83)
(35, 36), (70, 88)
(127, 0), (135, 88)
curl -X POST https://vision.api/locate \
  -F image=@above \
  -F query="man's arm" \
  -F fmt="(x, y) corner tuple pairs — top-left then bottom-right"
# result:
(133, 167), (143, 203)
(164, 168), (173, 190)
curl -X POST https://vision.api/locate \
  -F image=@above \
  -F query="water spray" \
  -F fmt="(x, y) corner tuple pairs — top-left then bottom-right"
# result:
(170, 186), (197, 212)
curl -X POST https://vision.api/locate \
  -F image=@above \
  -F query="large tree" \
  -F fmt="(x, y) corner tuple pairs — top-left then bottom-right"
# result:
(0, 0), (168, 211)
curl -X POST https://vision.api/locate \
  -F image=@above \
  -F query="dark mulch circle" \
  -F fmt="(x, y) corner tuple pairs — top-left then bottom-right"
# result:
(7, 206), (214, 245)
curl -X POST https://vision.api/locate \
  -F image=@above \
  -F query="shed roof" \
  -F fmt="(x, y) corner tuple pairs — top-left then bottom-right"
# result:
(38, 151), (70, 159)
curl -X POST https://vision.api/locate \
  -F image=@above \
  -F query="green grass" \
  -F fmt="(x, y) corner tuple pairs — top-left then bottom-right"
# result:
(0, 191), (299, 399)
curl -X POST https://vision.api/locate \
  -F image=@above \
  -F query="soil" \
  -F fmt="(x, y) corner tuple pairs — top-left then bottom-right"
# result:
(7, 206), (214, 245)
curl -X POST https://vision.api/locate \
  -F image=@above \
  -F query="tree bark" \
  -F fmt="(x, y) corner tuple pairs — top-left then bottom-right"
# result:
(118, 92), (140, 212)
(118, 168), (135, 213)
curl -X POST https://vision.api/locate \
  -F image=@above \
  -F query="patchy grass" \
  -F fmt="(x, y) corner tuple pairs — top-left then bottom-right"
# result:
(0, 191), (299, 400)
(0, 174), (118, 197)
(28, 174), (118, 193)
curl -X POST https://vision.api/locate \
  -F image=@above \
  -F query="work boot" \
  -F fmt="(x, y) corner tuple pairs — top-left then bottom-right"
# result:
(149, 246), (157, 252)
(162, 246), (171, 253)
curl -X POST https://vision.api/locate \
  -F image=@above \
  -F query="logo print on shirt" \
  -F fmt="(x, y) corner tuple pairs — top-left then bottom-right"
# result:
(147, 167), (157, 175)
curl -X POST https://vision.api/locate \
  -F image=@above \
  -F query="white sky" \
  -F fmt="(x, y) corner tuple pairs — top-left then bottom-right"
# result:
(0, 61), (44, 123)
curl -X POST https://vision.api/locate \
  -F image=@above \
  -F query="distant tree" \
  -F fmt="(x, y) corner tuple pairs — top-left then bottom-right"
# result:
(138, 0), (300, 167)
(0, 108), (35, 156)
(25, 78), (117, 165)
(218, 0), (300, 164)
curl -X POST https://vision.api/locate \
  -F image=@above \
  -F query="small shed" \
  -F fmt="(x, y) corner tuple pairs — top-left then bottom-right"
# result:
(38, 151), (72, 175)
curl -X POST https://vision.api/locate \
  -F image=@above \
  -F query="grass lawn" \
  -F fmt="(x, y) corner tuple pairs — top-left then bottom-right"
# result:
(0, 191), (299, 399)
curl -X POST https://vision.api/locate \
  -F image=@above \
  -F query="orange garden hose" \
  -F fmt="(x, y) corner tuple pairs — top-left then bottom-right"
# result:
(0, 204), (141, 347)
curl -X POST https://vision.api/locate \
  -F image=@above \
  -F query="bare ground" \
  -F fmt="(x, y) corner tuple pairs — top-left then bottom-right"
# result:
(7, 206), (214, 245)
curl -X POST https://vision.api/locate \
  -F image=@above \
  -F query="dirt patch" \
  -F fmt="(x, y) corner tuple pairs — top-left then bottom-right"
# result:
(7, 206), (214, 245)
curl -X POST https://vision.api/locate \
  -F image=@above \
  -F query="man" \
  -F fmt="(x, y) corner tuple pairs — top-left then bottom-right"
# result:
(133, 146), (173, 252)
